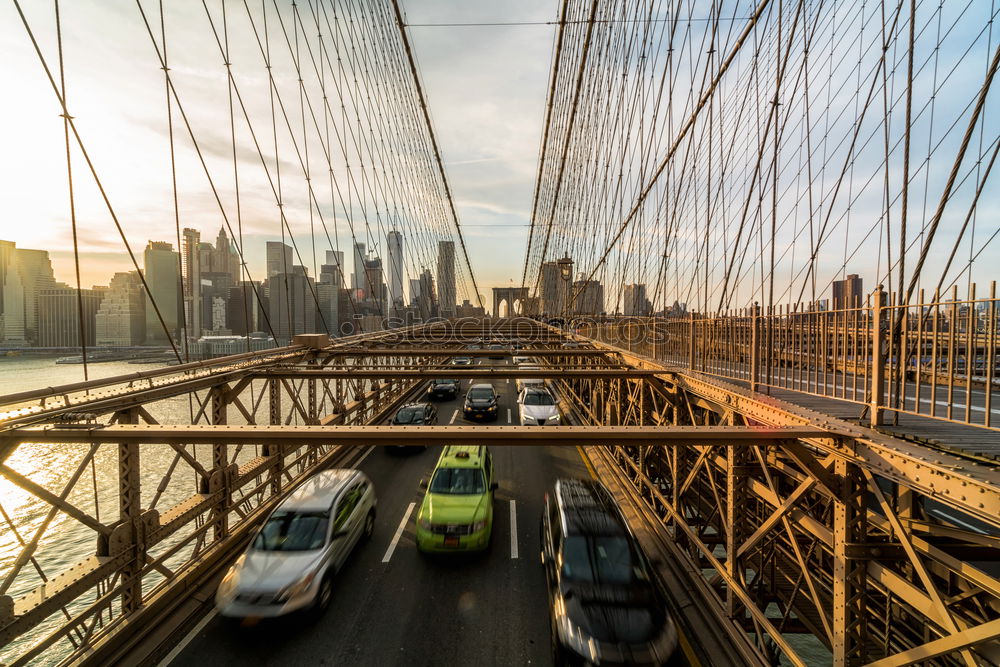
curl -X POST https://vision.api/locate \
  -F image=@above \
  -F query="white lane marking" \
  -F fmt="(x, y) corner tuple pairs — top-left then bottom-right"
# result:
(510, 500), (519, 559)
(506, 378), (510, 384)
(507, 408), (512, 423)
(157, 609), (218, 667)
(382, 502), (416, 563)
(449, 409), (458, 424)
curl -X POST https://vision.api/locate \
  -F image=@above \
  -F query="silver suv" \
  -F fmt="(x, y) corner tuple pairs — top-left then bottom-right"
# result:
(216, 469), (376, 618)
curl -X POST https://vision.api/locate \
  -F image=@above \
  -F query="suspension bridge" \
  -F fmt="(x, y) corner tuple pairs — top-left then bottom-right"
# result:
(0, 1), (998, 666)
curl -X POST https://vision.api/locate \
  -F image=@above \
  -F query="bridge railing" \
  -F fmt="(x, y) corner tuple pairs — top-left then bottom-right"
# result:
(577, 282), (998, 430)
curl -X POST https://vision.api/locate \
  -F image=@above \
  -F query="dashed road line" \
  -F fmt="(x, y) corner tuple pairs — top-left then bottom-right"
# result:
(449, 409), (458, 424)
(382, 502), (415, 563)
(507, 408), (512, 423)
(509, 500), (519, 559)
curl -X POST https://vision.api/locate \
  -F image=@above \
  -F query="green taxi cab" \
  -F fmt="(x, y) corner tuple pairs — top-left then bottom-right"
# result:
(416, 445), (497, 553)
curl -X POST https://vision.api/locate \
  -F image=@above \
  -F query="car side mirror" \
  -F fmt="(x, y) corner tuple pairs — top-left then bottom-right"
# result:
(490, 481), (499, 491)
(333, 529), (349, 540)
(419, 478), (428, 489)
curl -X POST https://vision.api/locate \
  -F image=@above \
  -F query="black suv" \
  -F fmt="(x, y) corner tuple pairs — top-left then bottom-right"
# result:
(427, 378), (459, 400)
(540, 479), (677, 665)
(463, 383), (498, 421)
(488, 344), (505, 360)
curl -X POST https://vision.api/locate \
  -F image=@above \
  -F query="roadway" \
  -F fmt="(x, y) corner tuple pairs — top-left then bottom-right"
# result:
(167, 355), (689, 666)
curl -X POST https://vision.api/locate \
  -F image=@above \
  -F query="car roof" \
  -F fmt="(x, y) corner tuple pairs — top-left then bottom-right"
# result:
(469, 383), (495, 390)
(554, 478), (627, 537)
(438, 445), (487, 468)
(400, 402), (429, 408)
(279, 469), (361, 512)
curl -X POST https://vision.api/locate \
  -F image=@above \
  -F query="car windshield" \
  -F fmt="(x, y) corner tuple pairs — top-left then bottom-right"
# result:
(254, 511), (329, 551)
(524, 392), (555, 406)
(394, 407), (424, 424)
(433, 380), (455, 386)
(468, 388), (494, 400)
(561, 535), (640, 585)
(430, 468), (486, 495)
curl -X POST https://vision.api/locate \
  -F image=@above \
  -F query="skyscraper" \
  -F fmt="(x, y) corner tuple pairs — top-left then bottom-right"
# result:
(352, 242), (366, 295)
(623, 284), (651, 316)
(572, 276), (604, 315)
(96, 272), (146, 346)
(832, 274), (864, 310)
(540, 258), (573, 317)
(0, 240), (23, 344)
(38, 287), (103, 347)
(266, 241), (293, 279)
(14, 248), (56, 344)
(387, 231), (404, 310)
(143, 241), (181, 344)
(417, 268), (435, 320)
(322, 249), (345, 288)
(436, 240), (455, 318)
(182, 228), (202, 338)
(213, 226), (241, 282)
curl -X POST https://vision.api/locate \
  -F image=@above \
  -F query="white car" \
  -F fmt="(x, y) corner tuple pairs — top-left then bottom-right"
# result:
(512, 355), (533, 366)
(516, 365), (545, 393)
(216, 469), (376, 618)
(518, 387), (561, 426)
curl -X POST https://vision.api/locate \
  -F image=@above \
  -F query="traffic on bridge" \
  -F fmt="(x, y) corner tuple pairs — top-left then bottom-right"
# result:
(1, 1), (998, 666)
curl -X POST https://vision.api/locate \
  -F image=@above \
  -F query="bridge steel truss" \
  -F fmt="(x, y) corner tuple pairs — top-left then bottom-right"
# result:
(0, 319), (998, 666)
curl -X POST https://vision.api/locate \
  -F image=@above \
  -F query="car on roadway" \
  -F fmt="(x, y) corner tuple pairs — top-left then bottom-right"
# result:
(426, 378), (460, 400)
(415, 445), (497, 553)
(540, 478), (677, 665)
(561, 341), (581, 349)
(512, 355), (533, 366)
(515, 365), (545, 393)
(488, 343), (505, 360)
(518, 387), (560, 426)
(463, 383), (499, 421)
(215, 469), (376, 619)
(389, 402), (437, 451)
(466, 343), (482, 351)
(451, 356), (473, 366)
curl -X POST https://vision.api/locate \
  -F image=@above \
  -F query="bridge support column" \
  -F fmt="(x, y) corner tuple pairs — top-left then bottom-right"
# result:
(116, 407), (142, 615)
(833, 460), (868, 666)
(869, 287), (887, 426)
(265, 379), (283, 495)
(725, 445), (750, 618)
(210, 385), (230, 541)
(750, 303), (760, 393)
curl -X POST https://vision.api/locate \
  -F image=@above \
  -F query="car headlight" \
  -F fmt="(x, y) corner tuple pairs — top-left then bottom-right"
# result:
(217, 566), (239, 599)
(418, 515), (433, 530)
(547, 414), (561, 422)
(555, 598), (601, 663)
(472, 518), (487, 531)
(276, 571), (316, 602)
(487, 405), (496, 411)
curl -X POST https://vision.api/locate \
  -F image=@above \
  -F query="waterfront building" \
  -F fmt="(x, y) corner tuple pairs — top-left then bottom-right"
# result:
(96, 272), (146, 346)
(38, 287), (103, 347)
(143, 241), (181, 345)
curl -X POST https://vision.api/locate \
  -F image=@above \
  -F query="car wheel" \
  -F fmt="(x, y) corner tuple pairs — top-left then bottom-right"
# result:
(313, 574), (333, 617)
(362, 510), (376, 542)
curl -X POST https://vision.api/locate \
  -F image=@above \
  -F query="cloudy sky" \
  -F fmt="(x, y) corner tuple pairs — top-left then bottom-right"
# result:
(0, 0), (557, 308)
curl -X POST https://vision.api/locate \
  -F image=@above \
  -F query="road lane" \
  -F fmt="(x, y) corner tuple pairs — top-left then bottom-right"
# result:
(172, 354), (596, 667)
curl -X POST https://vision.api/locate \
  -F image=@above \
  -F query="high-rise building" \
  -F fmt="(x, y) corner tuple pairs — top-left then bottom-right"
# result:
(96, 272), (146, 346)
(352, 242), (366, 295)
(321, 249), (345, 288)
(417, 268), (436, 320)
(14, 248), (56, 344)
(436, 240), (455, 318)
(181, 228), (202, 338)
(0, 241), (25, 345)
(38, 287), (103, 347)
(832, 273), (864, 310)
(623, 284), (651, 316)
(572, 277), (604, 315)
(266, 269), (317, 345)
(387, 231), (404, 310)
(266, 241), (293, 279)
(143, 241), (181, 345)
(364, 257), (386, 310)
(213, 226), (241, 282)
(409, 278), (421, 306)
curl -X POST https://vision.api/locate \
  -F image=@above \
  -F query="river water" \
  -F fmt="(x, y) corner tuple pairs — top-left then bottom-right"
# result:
(0, 356), (270, 665)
